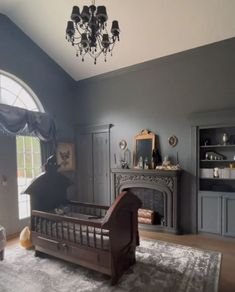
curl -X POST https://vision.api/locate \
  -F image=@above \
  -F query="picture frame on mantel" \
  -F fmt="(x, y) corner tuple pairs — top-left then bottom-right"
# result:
(56, 142), (75, 171)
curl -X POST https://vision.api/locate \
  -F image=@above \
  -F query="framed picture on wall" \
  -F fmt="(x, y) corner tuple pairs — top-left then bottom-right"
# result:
(56, 142), (75, 171)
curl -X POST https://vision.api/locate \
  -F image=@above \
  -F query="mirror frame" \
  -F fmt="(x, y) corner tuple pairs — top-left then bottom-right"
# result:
(133, 129), (156, 168)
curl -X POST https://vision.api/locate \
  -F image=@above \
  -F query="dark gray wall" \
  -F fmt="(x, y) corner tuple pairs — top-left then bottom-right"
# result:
(0, 14), (76, 138)
(75, 37), (235, 233)
(0, 15), (76, 235)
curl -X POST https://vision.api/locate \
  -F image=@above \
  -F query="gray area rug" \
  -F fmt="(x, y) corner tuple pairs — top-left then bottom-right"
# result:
(0, 239), (221, 292)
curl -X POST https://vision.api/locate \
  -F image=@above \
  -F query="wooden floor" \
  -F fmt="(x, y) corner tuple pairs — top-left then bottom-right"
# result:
(7, 232), (235, 291)
(140, 230), (235, 292)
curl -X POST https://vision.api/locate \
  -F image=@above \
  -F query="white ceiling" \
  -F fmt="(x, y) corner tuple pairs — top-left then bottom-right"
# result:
(1, 0), (235, 81)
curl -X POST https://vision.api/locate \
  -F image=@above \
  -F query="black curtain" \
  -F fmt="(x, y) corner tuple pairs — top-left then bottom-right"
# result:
(0, 104), (56, 141)
(40, 140), (57, 168)
(0, 104), (57, 169)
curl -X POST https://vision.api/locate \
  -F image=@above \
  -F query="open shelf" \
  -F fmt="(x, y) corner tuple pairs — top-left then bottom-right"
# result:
(199, 126), (235, 193)
(200, 160), (235, 162)
(200, 144), (235, 148)
(200, 177), (235, 181)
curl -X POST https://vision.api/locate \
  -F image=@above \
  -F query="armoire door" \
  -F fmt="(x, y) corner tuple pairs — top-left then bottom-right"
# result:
(77, 133), (93, 203)
(93, 132), (110, 205)
(77, 124), (111, 205)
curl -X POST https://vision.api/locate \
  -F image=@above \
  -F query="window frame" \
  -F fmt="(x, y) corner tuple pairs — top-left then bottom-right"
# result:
(0, 70), (44, 220)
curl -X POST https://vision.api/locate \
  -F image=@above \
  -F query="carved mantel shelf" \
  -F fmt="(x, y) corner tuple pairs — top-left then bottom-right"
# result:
(111, 168), (182, 234)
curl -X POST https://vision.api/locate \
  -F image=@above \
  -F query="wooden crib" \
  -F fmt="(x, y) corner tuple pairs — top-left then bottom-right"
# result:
(31, 191), (142, 284)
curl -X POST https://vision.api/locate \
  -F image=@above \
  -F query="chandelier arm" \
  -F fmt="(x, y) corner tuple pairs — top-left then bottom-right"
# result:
(108, 37), (116, 45)
(71, 35), (82, 45)
(88, 49), (104, 60)
(96, 36), (104, 51)
(109, 42), (116, 52)
(103, 26), (109, 34)
(73, 35), (82, 40)
(75, 24), (84, 36)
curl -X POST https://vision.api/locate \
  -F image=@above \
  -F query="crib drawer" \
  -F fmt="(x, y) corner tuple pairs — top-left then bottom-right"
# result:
(69, 245), (109, 267)
(33, 235), (60, 252)
(70, 245), (99, 264)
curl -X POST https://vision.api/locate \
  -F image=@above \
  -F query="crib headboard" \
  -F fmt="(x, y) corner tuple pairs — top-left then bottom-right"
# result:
(22, 156), (73, 211)
(102, 191), (142, 228)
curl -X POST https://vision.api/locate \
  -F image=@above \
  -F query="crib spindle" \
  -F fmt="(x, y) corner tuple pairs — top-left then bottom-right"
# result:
(79, 224), (83, 245)
(39, 218), (42, 234)
(86, 225), (90, 247)
(45, 219), (48, 235)
(67, 222), (70, 241)
(50, 221), (53, 237)
(61, 222), (64, 240)
(93, 228), (97, 248)
(55, 222), (58, 239)
(34, 217), (37, 232)
(73, 224), (76, 243)
(101, 229), (104, 249)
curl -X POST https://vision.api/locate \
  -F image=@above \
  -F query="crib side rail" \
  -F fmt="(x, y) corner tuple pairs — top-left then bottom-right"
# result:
(69, 201), (109, 218)
(31, 210), (109, 250)
(31, 210), (102, 227)
(69, 201), (110, 210)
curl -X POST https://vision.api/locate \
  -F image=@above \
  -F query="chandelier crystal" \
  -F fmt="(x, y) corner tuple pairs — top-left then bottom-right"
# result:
(66, 0), (120, 64)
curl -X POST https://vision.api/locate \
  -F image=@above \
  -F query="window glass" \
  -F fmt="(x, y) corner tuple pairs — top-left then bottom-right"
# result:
(0, 73), (41, 111)
(1, 75), (22, 96)
(16, 136), (42, 219)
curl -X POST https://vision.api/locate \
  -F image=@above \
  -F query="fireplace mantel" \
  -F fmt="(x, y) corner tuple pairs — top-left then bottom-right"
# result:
(111, 168), (182, 234)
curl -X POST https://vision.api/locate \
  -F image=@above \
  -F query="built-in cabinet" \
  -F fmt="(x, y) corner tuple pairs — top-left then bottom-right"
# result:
(77, 124), (111, 205)
(197, 126), (235, 237)
(198, 191), (235, 236)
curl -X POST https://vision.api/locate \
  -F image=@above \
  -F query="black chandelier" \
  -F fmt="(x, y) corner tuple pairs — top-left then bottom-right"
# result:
(66, 0), (120, 64)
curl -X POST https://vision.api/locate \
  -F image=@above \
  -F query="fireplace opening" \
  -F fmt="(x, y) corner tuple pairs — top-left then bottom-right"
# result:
(127, 187), (165, 226)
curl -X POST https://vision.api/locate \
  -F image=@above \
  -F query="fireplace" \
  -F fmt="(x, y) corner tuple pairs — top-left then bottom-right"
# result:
(111, 168), (182, 233)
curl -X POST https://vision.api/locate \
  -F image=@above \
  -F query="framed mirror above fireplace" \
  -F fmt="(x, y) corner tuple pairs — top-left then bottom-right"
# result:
(133, 129), (156, 169)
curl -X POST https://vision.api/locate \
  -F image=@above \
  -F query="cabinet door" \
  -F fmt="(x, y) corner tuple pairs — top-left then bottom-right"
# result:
(77, 134), (93, 203)
(198, 192), (222, 234)
(222, 194), (235, 237)
(93, 132), (110, 205)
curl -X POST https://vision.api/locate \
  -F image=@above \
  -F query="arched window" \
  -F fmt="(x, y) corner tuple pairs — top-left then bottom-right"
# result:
(0, 71), (44, 219)
(0, 72), (44, 112)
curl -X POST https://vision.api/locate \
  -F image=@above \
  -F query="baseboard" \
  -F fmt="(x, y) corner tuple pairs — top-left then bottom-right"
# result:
(6, 232), (20, 241)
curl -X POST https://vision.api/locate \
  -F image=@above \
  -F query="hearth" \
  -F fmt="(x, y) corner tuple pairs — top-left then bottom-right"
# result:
(111, 168), (182, 233)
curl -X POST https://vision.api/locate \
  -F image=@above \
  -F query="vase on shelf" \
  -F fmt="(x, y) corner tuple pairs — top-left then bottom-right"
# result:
(222, 133), (229, 145)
